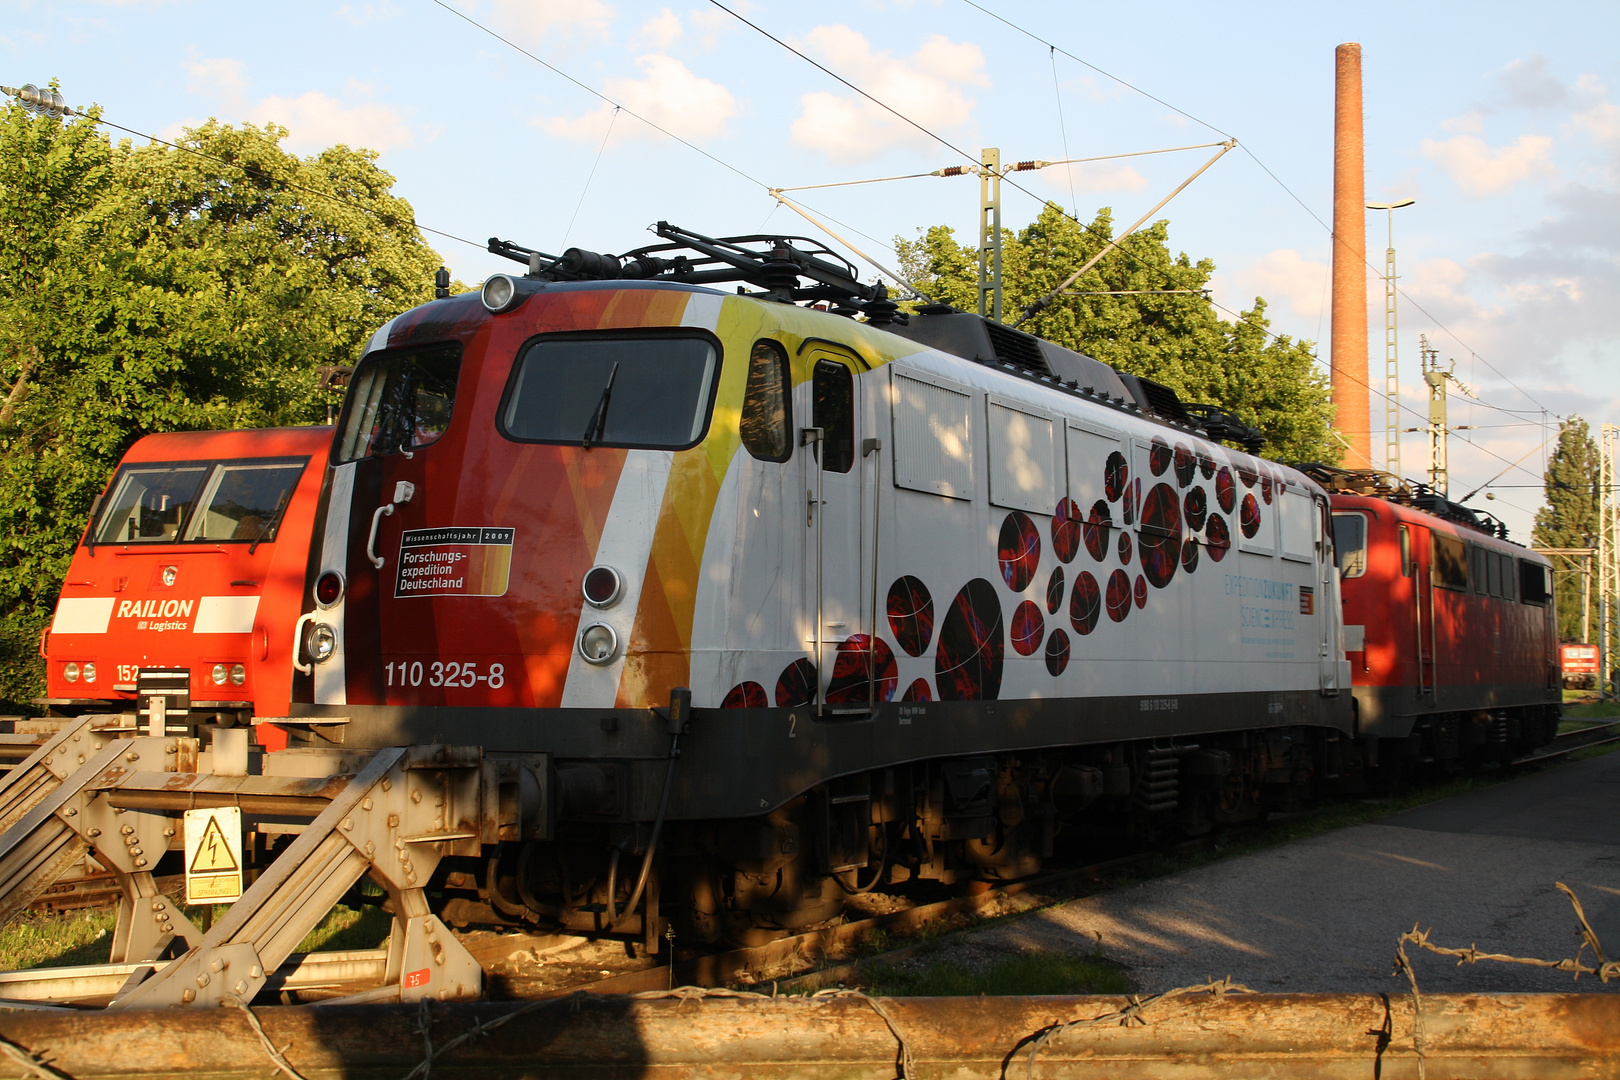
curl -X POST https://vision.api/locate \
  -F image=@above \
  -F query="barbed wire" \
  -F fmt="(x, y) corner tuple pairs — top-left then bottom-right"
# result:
(1022, 975), (1253, 1079)
(1393, 881), (1618, 1080)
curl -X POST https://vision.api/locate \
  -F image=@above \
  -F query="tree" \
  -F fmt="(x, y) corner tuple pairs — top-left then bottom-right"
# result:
(1532, 416), (1601, 644)
(895, 204), (1339, 464)
(0, 102), (444, 710)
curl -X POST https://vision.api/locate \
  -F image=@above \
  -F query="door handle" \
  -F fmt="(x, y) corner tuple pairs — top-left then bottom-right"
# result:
(366, 481), (417, 569)
(292, 613), (315, 675)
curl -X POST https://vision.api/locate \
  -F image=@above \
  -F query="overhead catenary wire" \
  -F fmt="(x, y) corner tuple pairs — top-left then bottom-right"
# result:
(957, 0), (1561, 421)
(703, 1), (1557, 495)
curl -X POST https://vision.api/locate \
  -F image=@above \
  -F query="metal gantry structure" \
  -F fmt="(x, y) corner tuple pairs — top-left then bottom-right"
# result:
(1602, 424), (1620, 695)
(1368, 199), (1413, 477)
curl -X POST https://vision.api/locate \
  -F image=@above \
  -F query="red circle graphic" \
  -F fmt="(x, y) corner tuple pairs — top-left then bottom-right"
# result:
(935, 579), (1005, 701)
(1045, 628), (1071, 677)
(1215, 467), (1236, 513)
(998, 512), (1041, 592)
(887, 576), (935, 657)
(1052, 497), (1083, 564)
(826, 635), (899, 704)
(1070, 571), (1102, 635)
(721, 681), (768, 709)
(1240, 493), (1262, 539)
(1105, 569), (1132, 623)
(1010, 600), (1045, 656)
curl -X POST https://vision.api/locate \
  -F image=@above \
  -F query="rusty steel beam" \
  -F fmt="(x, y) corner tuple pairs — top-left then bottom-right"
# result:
(0, 992), (1612, 1078)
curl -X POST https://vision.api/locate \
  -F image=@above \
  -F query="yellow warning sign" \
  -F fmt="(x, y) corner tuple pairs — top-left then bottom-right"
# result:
(190, 816), (239, 873)
(184, 806), (243, 905)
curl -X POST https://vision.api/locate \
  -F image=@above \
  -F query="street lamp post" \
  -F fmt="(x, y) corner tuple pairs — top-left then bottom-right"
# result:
(1367, 198), (1415, 478)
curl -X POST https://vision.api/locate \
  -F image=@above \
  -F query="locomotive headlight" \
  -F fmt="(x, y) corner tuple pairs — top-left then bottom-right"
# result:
(161, 565), (178, 586)
(211, 663), (228, 685)
(230, 663), (246, 686)
(63, 662), (80, 683)
(481, 274), (518, 313)
(81, 662), (96, 684)
(303, 622), (337, 664)
(578, 623), (618, 665)
(582, 565), (623, 607)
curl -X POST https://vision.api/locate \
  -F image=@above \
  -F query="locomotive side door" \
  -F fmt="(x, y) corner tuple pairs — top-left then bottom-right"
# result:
(1402, 522), (1437, 701)
(802, 344), (868, 716)
(306, 344), (459, 707)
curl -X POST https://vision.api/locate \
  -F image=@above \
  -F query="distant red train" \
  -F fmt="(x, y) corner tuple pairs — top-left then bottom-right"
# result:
(1560, 643), (1600, 690)
(41, 426), (334, 748)
(1316, 468), (1562, 776)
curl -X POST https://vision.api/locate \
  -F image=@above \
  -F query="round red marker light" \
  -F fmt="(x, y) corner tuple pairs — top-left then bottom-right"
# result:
(315, 570), (345, 608)
(582, 565), (622, 607)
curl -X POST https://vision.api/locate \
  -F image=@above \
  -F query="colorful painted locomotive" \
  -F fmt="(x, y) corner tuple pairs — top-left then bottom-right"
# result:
(39, 225), (1559, 946)
(1318, 469), (1561, 774)
(43, 426), (334, 747)
(272, 226), (1358, 941)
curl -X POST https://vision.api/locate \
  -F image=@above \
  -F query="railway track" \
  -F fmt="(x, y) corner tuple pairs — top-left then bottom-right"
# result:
(1524, 718), (1620, 764)
(7, 719), (1615, 1006)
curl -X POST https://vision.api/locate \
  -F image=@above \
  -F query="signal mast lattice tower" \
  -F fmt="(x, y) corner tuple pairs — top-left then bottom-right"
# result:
(1602, 424), (1620, 696)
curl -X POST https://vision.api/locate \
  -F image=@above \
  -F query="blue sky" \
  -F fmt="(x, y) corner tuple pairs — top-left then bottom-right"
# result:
(10, 0), (1619, 539)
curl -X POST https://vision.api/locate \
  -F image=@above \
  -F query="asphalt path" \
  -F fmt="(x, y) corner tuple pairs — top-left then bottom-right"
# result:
(924, 752), (1620, 994)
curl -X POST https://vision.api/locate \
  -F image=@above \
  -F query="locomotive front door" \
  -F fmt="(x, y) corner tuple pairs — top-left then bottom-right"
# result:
(803, 346), (869, 716)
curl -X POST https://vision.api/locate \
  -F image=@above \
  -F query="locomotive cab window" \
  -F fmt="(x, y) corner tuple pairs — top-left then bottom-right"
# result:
(1519, 559), (1551, 605)
(184, 462), (304, 542)
(93, 465), (208, 544)
(1331, 512), (1367, 578)
(91, 457), (309, 546)
(812, 358), (854, 474)
(1399, 525), (1413, 577)
(740, 341), (791, 462)
(502, 332), (719, 450)
(1432, 533), (1468, 590)
(338, 344), (462, 462)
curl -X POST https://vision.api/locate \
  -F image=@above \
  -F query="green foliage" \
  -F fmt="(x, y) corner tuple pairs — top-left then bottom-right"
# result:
(0, 103), (443, 711)
(895, 205), (1338, 464)
(1531, 417), (1601, 645)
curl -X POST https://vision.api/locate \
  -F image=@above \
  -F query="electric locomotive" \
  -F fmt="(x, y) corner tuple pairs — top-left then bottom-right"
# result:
(276, 224), (1355, 943)
(44, 426), (334, 749)
(1314, 468), (1560, 776)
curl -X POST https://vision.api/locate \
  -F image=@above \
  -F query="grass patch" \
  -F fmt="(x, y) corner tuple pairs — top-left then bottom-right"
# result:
(292, 904), (393, 953)
(863, 951), (1132, 997)
(1565, 699), (1620, 720)
(0, 909), (116, 970)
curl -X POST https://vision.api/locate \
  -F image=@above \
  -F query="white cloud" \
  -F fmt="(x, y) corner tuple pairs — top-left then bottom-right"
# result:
(1421, 133), (1556, 197)
(1495, 55), (1569, 110)
(633, 8), (681, 51)
(1441, 111), (1483, 134)
(1230, 248), (1332, 327)
(1572, 100), (1620, 145)
(536, 54), (736, 143)
(184, 55), (247, 109)
(180, 55), (415, 156)
(248, 92), (414, 154)
(488, 0), (613, 47)
(788, 26), (988, 165)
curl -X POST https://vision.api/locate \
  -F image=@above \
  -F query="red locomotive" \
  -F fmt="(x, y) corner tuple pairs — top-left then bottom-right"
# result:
(42, 426), (334, 748)
(1313, 468), (1561, 776)
(1559, 643), (1599, 691)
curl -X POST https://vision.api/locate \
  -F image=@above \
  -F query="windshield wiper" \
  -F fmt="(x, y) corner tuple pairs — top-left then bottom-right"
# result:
(249, 486), (294, 554)
(581, 361), (620, 449)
